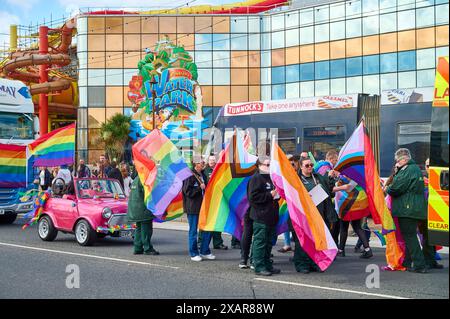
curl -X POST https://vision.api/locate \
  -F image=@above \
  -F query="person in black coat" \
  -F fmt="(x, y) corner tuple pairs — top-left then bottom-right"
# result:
(107, 161), (124, 189)
(248, 156), (281, 276)
(38, 167), (53, 191)
(182, 159), (215, 262)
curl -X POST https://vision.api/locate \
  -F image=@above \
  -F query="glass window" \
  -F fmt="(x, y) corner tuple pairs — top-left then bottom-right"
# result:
(272, 31), (285, 49)
(286, 11), (299, 28)
(417, 69), (436, 87)
(300, 81), (315, 97)
(381, 73), (398, 90)
(397, 10), (415, 31)
(272, 66), (286, 84)
(380, 13), (397, 33)
(330, 21), (345, 40)
(331, 59), (346, 78)
(436, 4), (450, 24)
(398, 0), (416, 10)
(303, 126), (347, 159)
(398, 50), (416, 71)
(416, 6), (435, 28)
(363, 74), (380, 94)
(300, 26), (314, 45)
(363, 55), (380, 75)
(261, 51), (271, 67)
(346, 18), (362, 38)
(286, 64), (300, 83)
(272, 13), (285, 31)
(362, 0), (379, 13)
(315, 61), (330, 80)
(78, 34), (87, 52)
(330, 3), (346, 20)
(79, 70), (87, 87)
(315, 80), (330, 96)
(315, 24), (329, 43)
(398, 71), (416, 88)
(261, 85), (271, 100)
(261, 33), (271, 50)
(286, 29), (299, 47)
(197, 69), (213, 85)
(262, 16), (271, 32)
(346, 57), (363, 76)
(416, 0), (435, 7)
(123, 69), (137, 87)
(315, 5), (330, 23)
(88, 87), (105, 107)
(77, 17), (88, 35)
(88, 69), (105, 86)
(261, 68), (271, 84)
(248, 17), (260, 33)
(79, 87), (87, 107)
(248, 34), (260, 50)
(300, 9), (314, 26)
(195, 34), (212, 51)
(213, 51), (230, 68)
(231, 17), (248, 33)
(286, 82), (300, 98)
(380, 52), (398, 73)
(213, 34), (230, 50)
(436, 0), (448, 4)
(397, 122), (431, 169)
(363, 15), (379, 36)
(272, 84), (286, 100)
(0, 113), (34, 140)
(213, 69), (230, 85)
(380, 0), (397, 13)
(106, 69), (123, 86)
(300, 63), (314, 81)
(346, 76), (362, 93)
(331, 78), (346, 94)
(346, 1), (362, 17)
(417, 48), (436, 69)
(195, 51), (212, 68)
(231, 34), (248, 50)
(436, 47), (449, 63)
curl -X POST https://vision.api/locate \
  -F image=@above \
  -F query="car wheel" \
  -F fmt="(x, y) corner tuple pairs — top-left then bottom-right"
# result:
(0, 214), (17, 224)
(38, 216), (58, 241)
(75, 220), (96, 246)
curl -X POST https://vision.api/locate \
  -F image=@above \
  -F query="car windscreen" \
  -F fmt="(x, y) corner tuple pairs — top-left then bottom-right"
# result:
(77, 180), (126, 199)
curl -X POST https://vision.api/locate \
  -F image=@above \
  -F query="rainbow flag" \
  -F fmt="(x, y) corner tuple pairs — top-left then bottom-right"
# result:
(334, 120), (395, 234)
(0, 144), (27, 188)
(199, 131), (257, 239)
(270, 140), (337, 271)
(132, 129), (192, 218)
(276, 199), (289, 235)
(313, 160), (333, 176)
(28, 123), (75, 167)
(334, 176), (370, 221)
(154, 192), (184, 223)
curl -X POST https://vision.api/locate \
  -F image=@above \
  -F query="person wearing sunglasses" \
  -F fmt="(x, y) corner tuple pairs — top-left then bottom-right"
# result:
(246, 156), (281, 276)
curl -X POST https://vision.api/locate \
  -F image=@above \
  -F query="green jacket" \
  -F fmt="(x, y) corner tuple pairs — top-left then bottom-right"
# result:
(386, 159), (426, 220)
(203, 166), (214, 183)
(126, 177), (155, 223)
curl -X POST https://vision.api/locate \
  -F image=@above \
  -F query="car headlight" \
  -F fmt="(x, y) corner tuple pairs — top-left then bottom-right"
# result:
(102, 207), (112, 219)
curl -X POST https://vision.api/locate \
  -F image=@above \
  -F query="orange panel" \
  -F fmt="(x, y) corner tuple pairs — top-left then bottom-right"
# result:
(106, 35), (124, 51)
(330, 40), (346, 59)
(124, 34), (141, 51)
(177, 17), (195, 34)
(346, 37), (362, 57)
(249, 86), (261, 101)
(286, 46), (300, 65)
(106, 108), (123, 120)
(178, 34), (195, 50)
(417, 27), (436, 49)
(159, 17), (177, 34)
(213, 16), (230, 33)
(231, 86), (249, 103)
(201, 86), (213, 106)
(363, 35), (380, 55)
(315, 42), (330, 61)
(436, 25), (449, 46)
(124, 17), (141, 34)
(105, 52), (123, 68)
(123, 87), (132, 107)
(380, 32), (398, 53)
(272, 48), (285, 67)
(88, 17), (105, 34)
(249, 51), (260, 67)
(231, 69), (249, 85)
(124, 51), (142, 69)
(88, 34), (105, 51)
(105, 17), (123, 34)
(88, 52), (105, 69)
(106, 87), (124, 107)
(195, 17), (212, 33)
(398, 30), (416, 51)
(141, 17), (159, 33)
(300, 44), (314, 63)
(141, 34), (159, 51)
(231, 51), (248, 68)
(249, 68), (260, 85)
(213, 86), (230, 106)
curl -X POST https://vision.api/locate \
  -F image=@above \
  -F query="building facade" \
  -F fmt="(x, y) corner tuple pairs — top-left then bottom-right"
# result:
(76, 0), (449, 163)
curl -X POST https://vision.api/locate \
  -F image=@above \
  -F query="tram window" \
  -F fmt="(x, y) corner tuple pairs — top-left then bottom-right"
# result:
(258, 128), (297, 155)
(303, 126), (347, 161)
(397, 122), (431, 171)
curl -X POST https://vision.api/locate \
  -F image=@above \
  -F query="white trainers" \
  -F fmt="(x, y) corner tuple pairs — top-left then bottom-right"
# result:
(191, 255), (202, 262)
(200, 254), (216, 260)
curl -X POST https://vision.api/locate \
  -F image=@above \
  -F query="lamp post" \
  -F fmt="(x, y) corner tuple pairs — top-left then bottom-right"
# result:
(150, 75), (158, 131)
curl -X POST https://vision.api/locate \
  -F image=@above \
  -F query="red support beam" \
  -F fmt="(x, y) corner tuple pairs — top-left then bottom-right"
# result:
(39, 26), (49, 135)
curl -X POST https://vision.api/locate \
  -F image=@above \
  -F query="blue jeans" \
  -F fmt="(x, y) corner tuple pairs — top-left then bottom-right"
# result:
(283, 231), (291, 246)
(187, 214), (212, 257)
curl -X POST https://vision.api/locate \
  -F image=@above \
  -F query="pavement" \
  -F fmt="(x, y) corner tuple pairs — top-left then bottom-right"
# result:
(0, 218), (448, 299)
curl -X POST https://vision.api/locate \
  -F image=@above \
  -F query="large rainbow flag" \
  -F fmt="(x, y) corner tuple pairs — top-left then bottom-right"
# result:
(270, 140), (337, 271)
(334, 120), (395, 234)
(199, 131), (257, 239)
(28, 123), (75, 167)
(154, 192), (184, 223)
(334, 176), (370, 221)
(132, 129), (192, 218)
(0, 144), (27, 188)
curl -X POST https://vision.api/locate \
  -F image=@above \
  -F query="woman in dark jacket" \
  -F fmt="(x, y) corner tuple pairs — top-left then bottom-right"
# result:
(248, 156), (281, 276)
(182, 160), (215, 262)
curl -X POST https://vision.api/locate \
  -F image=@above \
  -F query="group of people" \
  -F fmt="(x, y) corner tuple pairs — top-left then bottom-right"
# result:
(127, 146), (444, 277)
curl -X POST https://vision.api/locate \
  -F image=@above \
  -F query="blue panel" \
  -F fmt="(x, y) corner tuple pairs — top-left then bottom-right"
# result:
(398, 50), (416, 71)
(315, 61), (330, 80)
(271, 66), (286, 84)
(272, 84), (286, 99)
(286, 64), (300, 83)
(300, 63), (314, 81)
(346, 57), (363, 76)
(330, 59), (346, 78)
(363, 55), (380, 75)
(380, 52), (398, 73)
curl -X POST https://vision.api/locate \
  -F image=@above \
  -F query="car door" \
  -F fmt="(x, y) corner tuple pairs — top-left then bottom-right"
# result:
(50, 197), (78, 231)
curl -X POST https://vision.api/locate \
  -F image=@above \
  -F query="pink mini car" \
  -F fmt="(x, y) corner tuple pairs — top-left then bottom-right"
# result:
(37, 178), (134, 246)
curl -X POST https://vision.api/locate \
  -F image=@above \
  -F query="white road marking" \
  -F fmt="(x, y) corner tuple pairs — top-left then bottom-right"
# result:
(254, 278), (409, 299)
(0, 242), (180, 270)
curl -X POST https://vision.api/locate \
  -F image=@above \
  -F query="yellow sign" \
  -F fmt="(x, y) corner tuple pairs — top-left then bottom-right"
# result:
(428, 167), (449, 232)
(433, 56), (449, 107)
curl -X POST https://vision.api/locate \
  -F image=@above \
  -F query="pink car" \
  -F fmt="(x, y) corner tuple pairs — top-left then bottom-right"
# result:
(37, 178), (135, 246)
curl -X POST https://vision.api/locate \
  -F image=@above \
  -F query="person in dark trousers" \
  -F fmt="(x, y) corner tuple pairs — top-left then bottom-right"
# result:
(385, 149), (442, 273)
(248, 156), (281, 276)
(107, 161), (124, 189)
(199, 155), (228, 250)
(183, 159), (216, 262)
(239, 207), (253, 269)
(127, 171), (159, 256)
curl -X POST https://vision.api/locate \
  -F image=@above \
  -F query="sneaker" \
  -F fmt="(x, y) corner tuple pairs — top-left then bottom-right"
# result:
(144, 250), (160, 256)
(191, 255), (202, 262)
(255, 270), (272, 276)
(270, 268), (281, 274)
(250, 264), (255, 270)
(239, 261), (249, 269)
(214, 244), (228, 250)
(337, 249), (345, 257)
(360, 248), (373, 259)
(200, 253), (216, 260)
(277, 246), (292, 253)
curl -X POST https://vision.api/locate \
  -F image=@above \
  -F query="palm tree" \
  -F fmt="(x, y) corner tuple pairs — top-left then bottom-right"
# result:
(99, 114), (131, 162)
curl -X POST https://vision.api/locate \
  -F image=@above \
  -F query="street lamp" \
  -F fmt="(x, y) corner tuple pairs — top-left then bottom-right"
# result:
(150, 74), (158, 131)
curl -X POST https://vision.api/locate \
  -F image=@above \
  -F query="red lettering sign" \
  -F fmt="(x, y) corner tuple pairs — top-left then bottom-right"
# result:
(227, 102), (264, 115)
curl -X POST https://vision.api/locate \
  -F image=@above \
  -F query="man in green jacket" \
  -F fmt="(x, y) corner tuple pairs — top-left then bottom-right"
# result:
(385, 148), (432, 273)
(127, 172), (159, 256)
